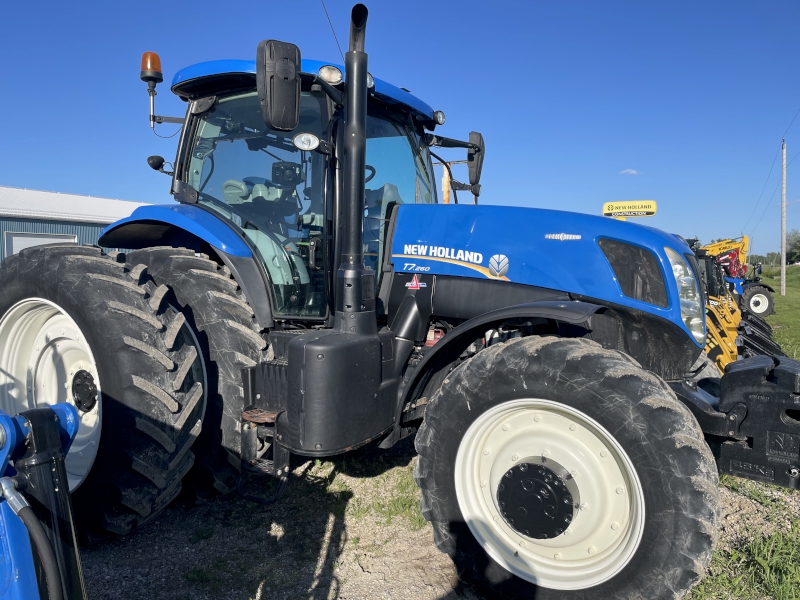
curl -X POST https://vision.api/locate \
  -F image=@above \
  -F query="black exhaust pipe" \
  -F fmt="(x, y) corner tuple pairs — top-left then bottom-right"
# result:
(336, 3), (374, 329)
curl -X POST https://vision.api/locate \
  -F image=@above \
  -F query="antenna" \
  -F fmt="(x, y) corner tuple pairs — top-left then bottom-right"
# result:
(320, 0), (345, 62)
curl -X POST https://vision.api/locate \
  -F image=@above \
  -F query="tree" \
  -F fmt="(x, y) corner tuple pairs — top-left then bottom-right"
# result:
(788, 229), (800, 264)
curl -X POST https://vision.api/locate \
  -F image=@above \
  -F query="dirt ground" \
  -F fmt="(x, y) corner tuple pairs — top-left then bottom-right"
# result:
(81, 438), (482, 600)
(81, 436), (798, 600)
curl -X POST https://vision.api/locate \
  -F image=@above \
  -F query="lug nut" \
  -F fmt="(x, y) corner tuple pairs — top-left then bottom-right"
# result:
(588, 546), (597, 555)
(533, 414), (541, 422)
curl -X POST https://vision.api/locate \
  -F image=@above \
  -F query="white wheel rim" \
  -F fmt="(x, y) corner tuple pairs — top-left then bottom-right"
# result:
(749, 293), (769, 314)
(454, 399), (645, 590)
(0, 299), (101, 492)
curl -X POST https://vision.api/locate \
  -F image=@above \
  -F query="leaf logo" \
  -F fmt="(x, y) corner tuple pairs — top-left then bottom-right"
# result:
(488, 254), (509, 278)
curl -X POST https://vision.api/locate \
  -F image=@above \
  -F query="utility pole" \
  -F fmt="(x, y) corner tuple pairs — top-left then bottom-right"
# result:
(433, 160), (468, 205)
(442, 165), (451, 204)
(781, 138), (787, 296)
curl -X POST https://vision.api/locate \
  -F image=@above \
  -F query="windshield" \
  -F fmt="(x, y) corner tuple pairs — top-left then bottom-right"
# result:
(185, 90), (329, 318)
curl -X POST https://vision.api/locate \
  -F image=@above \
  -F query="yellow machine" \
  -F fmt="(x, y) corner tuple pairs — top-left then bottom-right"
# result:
(700, 235), (775, 316)
(703, 292), (742, 372)
(700, 236), (750, 263)
(693, 241), (782, 372)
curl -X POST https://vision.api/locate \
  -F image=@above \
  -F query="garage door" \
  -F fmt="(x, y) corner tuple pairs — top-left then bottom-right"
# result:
(4, 232), (78, 257)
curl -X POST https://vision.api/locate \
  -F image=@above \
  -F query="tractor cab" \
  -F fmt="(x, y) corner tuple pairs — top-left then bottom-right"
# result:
(162, 60), (440, 320)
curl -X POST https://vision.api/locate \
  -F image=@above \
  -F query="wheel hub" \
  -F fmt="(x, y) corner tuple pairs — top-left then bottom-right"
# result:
(72, 370), (98, 412)
(497, 459), (579, 539)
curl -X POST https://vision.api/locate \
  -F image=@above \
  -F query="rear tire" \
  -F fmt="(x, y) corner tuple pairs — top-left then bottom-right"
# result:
(741, 285), (774, 316)
(125, 247), (269, 498)
(0, 245), (206, 535)
(415, 336), (719, 599)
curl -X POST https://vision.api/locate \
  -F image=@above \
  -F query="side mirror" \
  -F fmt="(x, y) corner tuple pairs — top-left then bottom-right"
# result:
(147, 155), (173, 176)
(256, 40), (301, 131)
(147, 155), (165, 171)
(467, 131), (485, 186)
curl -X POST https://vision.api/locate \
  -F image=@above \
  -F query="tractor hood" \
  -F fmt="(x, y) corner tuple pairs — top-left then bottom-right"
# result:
(390, 204), (701, 344)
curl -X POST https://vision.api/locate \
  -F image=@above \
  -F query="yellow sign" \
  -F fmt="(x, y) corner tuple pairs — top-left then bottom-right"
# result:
(602, 200), (657, 220)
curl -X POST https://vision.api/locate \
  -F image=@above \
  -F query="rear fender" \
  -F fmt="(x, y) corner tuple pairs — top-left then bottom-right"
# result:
(99, 204), (274, 328)
(379, 300), (604, 448)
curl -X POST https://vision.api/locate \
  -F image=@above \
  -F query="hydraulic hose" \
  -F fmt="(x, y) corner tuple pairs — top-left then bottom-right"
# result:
(0, 477), (63, 600)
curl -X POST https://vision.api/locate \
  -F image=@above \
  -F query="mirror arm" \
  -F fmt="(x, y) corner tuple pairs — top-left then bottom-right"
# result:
(153, 115), (184, 124)
(425, 133), (480, 152)
(311, 76), (344, 108)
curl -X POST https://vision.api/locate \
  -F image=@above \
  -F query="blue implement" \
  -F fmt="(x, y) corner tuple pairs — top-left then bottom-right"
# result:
(0, 405), (82, 600)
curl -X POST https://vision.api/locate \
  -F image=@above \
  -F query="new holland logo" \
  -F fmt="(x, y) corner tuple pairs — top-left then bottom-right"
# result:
(405, 274), (427, 289)
(488, 254), (509, 278)
(545, 233), (582, 241)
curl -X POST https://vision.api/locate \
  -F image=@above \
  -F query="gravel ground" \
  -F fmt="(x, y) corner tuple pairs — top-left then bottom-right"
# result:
(82, 438), (481, 600)
(81, 437), (799, 600)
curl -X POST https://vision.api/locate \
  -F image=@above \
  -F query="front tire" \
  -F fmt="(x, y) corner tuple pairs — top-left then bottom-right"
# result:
(415, 336), (718, 599)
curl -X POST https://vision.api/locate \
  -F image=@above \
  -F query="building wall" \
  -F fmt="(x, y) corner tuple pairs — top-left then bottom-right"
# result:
(0, 217), (108, 261)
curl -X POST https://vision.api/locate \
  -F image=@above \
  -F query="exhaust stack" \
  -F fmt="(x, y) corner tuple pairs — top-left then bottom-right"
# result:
(336, 3), (374, 329)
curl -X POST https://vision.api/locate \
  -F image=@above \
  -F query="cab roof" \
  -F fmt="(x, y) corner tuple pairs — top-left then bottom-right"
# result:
(171, 58), (434, 121)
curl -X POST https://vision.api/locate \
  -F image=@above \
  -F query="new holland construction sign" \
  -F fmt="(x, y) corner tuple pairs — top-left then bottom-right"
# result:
(602, 200), (658, 219)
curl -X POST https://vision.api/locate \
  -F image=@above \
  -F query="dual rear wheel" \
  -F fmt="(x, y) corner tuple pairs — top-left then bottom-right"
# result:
(0, 245), (254, 534)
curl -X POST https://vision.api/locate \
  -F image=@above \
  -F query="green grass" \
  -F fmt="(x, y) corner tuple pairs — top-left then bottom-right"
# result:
(763, 265), (800, 359)
(370, 464), (427, 530)
(692, 520), (800, 600)
(690, 265), (800, 599)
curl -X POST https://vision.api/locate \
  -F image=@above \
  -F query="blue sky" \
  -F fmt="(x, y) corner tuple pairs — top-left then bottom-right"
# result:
(1, 0), (798, 254)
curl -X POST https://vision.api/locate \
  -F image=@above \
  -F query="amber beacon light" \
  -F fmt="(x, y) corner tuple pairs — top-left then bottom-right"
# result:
(140, 52), (163, 86)
(140, 52), (165, 128)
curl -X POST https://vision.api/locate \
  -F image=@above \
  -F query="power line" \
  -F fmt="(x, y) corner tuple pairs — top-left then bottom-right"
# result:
(320, 0), (345, 62)
(784, 105), (800, 138)
(742, 144), (780, 231)
(750, 148), (800, 234)
(744, 105), (800, 231)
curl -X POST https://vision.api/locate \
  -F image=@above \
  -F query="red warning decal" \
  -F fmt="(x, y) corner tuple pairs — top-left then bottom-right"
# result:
(405, 274), (427, 289)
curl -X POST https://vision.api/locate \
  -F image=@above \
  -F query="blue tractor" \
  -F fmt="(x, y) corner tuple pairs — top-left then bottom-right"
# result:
(0, 5), (798, 598)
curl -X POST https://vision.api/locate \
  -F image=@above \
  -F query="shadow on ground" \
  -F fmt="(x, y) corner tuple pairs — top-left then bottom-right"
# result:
(81, 436), (482, 600)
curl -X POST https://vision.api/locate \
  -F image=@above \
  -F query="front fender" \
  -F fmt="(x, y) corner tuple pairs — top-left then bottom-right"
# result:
(379, 300), (604, 448)
(99, 204), (252, 258)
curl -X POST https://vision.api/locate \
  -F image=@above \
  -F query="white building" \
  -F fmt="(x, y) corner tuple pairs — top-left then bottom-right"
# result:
(0, 186), (149, 260)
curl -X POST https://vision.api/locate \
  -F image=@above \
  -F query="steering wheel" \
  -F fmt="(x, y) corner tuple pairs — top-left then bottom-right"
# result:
(365, 165), (376, 183)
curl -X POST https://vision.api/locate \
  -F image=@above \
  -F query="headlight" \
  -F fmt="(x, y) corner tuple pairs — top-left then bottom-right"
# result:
(665, 248), (705, 344)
